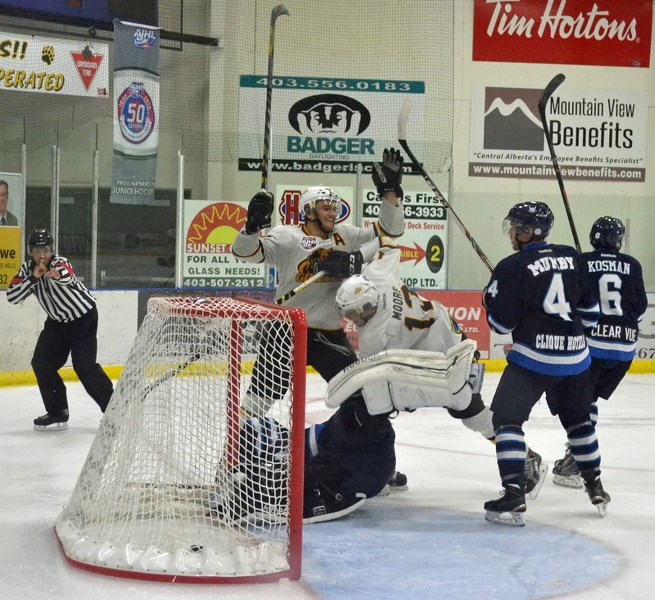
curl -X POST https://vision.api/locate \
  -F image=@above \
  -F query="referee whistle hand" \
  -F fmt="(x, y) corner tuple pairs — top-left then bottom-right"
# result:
(33, 262), (47, 278)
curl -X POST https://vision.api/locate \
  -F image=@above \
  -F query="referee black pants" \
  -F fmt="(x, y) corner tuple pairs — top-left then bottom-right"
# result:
(31, 307), (114, 416)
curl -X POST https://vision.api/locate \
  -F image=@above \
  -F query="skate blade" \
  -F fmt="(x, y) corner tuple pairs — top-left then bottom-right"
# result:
(33, 422), (68, 431)
(528, 463), (549, 500)
(388, 484), (408, 492)
(595, 502), (608, 517)
(552, 473), (583, 489)
(377, 485), (391, 497)
(484, 510), (526, 527)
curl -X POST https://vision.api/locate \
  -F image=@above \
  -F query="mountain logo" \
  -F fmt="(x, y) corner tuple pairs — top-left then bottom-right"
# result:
(483, 87), (544, 151)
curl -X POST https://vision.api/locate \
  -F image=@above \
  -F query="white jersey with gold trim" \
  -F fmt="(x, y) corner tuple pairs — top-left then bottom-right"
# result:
(232, 200), (403, 329)
(357, 251), (464, 358)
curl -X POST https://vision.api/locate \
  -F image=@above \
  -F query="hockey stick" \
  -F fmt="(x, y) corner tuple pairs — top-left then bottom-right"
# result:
(275, 270), (326, 305)
(538, 73), (581, 252)
(397, 98), (494, 273)
(261, 4), (289, 191)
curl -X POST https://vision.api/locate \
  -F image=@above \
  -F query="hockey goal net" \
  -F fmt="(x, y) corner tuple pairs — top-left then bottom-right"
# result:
(55, 295), (307, 583)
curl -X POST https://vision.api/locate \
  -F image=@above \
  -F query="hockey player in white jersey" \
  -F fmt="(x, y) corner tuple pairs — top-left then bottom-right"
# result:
(231, 149), (405, 405)
(330, 250), (493, 437)
(231, 148), (408, 522)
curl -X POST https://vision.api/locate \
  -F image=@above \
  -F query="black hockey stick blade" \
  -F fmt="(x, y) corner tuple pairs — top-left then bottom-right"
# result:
(538, 73), (566, 113)
(271, 4), (289, 22)
(397, 98), (494, 273)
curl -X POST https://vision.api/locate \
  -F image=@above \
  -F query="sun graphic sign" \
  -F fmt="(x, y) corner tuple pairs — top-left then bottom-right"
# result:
(183, 200), (267, 289)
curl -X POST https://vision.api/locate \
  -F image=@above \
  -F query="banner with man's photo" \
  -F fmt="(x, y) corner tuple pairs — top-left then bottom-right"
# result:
(0, 172), (23, 290)
(110, 20), (161, 205)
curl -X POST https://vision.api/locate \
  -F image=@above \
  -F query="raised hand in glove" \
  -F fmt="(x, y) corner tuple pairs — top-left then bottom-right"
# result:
(245, 189), (274, 234)
(372, 147), (404, 198)
(310, 249), (363, 278)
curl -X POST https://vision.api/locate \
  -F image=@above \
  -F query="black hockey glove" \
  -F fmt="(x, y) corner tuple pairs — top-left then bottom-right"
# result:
(245, 190), (274, 234)
(372, 147), (404, 198)
(311, 249), (363, 278)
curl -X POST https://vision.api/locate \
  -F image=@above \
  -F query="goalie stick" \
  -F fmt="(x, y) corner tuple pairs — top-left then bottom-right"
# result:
(261, 4), (289, 191)
(538, 73), (582, 252)
(397, 98), (494, 273)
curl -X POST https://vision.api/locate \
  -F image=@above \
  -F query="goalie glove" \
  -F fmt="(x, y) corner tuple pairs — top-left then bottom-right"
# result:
(372, 147), (404, 198)
(310, 249), (364, 278)
(245, 189), (274, 234)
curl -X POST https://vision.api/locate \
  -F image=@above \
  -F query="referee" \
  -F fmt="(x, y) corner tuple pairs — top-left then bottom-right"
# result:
(7, 228), (114, 430)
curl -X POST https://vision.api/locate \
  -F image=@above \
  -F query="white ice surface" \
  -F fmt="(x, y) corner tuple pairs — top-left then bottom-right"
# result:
(1, 373), (654, 600)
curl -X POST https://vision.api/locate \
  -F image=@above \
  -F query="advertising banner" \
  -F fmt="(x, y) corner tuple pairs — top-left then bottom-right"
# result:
(0, 227), (20, 291)
(469, 83), (648, 182)
(109, 21), (160, 205)
(238, 75), (425, 174)
(0, 30), (108, 96)
(362, 189), (449, 290)
(275, 184), (354, 227)
(473, 0), (653, 68)
(182, 200), (267, 289)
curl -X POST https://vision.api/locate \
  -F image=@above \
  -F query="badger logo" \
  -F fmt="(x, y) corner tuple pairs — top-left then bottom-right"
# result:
(288, 94), (371, 136)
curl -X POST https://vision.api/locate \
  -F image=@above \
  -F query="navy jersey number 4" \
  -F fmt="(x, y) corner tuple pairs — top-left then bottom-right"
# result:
(484, 243), (599, 376)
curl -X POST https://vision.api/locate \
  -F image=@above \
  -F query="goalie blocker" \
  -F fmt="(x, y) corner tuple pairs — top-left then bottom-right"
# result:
(326, 339), (484, 416)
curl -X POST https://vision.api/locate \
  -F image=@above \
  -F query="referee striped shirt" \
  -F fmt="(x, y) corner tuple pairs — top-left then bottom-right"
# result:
(7, 255), (96, 322)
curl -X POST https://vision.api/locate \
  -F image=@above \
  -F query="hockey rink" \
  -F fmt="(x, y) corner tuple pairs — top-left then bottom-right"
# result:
(1, 372), (654, 600)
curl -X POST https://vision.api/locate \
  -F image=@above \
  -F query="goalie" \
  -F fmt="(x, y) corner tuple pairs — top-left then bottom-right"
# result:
(301, 250), (546, 522)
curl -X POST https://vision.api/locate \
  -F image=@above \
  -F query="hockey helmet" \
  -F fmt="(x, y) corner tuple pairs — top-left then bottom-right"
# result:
(503, 201), (554, 239)
(299, 186), (341, 216)
(27, 228), (54, 253)
(335, 275), (379, 327)
(589, 216), (624, 251)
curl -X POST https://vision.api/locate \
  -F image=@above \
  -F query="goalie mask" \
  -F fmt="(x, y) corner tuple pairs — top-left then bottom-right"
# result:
(300, 186), (342, 217)
(335, 275), (379, 327)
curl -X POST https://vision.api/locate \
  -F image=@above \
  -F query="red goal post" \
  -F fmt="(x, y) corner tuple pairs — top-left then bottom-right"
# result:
(55, 295), (307, 583)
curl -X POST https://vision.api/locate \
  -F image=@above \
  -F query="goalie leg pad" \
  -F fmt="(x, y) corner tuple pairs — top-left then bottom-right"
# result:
(460, 405), (495, 440)
(327, 342), (477, 415)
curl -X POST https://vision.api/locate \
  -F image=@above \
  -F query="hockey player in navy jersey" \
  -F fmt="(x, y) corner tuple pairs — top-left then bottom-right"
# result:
(482, 202), (609, 526)
(552, 216), (648, 488)
(312, 249), (547, 513)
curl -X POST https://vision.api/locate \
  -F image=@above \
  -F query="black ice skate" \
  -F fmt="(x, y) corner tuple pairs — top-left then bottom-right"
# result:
(484, 485), (527, 527)
(303, 487), (365, 524)
(552, 444), (583, 489)
(33, 410), (69, 431)
(525, 449), (548, 500)
(582, 470), (611, 517)
(378, 470), (409, 497)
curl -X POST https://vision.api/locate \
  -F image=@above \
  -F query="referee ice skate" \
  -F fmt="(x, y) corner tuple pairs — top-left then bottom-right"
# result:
(7, 229), (114, 430)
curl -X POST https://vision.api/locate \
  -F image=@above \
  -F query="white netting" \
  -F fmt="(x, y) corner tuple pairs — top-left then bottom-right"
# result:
(55, 296), (306, 582)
